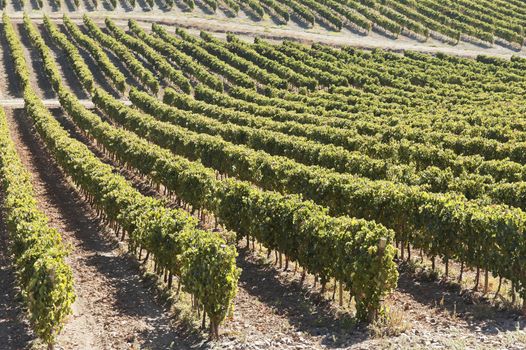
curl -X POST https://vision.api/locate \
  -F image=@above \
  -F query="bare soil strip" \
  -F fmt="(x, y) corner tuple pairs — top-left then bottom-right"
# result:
(0, 98), (129, 107)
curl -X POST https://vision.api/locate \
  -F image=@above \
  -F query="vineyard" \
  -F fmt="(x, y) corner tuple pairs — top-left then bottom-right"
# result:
(3, 0), (526, 51)
(0, 3), (526, 350)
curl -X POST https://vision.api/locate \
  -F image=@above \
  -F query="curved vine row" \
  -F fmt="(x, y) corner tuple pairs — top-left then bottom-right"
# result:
(23, 14), (240, 337)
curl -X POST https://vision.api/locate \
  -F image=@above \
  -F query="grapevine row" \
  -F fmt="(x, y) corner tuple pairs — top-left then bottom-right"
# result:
(24, 14), (240, 337)
(129, 20), (255, 90)
(104, 18), (222, 92)
(120, 25), (526, 206)
(82, 15), (159, 93)
(62, 15), (526, 311)
(0, 18), (74, 344)
(129, 89), (526, 305)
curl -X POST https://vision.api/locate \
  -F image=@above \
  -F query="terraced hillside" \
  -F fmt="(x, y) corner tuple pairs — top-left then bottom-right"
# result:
(0, 6), (526, 350)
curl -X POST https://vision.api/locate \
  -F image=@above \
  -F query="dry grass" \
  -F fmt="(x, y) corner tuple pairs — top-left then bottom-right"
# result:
(368, 305), (411, 339)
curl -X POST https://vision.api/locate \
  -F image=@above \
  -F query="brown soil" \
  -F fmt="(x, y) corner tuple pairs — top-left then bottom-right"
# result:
(216, 245), (526, 350)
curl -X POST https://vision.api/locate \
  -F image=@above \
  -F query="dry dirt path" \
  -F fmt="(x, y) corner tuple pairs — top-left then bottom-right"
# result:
(0, 98), (122, 107)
